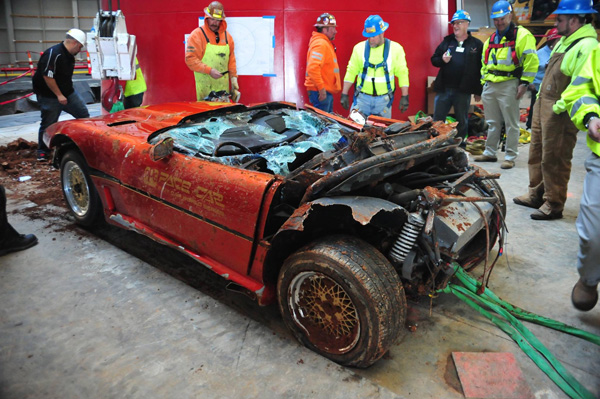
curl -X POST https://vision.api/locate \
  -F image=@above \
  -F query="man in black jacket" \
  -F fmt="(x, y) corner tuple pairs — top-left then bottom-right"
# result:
(33, 28), (89, 161)
(430, 10), (483, 142)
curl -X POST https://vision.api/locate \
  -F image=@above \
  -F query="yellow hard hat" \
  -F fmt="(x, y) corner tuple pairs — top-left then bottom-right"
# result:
(204, 1), (226, 20)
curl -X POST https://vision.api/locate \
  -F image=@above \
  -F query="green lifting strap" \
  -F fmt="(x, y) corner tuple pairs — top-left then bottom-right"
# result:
(439, 263), (599, 399)
(354, 38), (393, 107)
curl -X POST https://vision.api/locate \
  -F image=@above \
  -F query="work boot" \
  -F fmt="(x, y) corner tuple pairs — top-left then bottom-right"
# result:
(500, 160), (515, 169)
(0, 233), (38, 257)
(571, 278), (598, 311)
(513, 194), (543, 209)
(530, 202), (563, 220)
(473, 154), (497, 162)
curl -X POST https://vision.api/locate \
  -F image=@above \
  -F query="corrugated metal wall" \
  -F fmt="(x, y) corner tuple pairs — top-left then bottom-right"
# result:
(0, 0), (97, 67)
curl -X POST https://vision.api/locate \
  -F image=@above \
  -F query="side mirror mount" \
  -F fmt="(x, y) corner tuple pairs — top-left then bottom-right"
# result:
(150, 137), (174, 161)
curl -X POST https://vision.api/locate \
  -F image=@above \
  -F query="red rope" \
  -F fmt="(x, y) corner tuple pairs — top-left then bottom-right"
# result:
(0, 69), (32, 85)
(0, 92), (34, 106)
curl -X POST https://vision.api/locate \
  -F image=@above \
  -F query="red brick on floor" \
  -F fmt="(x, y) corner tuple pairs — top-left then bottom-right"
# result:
(452, 352), (534, 399)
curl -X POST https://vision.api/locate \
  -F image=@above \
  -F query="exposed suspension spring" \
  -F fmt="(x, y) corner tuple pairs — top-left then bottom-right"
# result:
(389, 212), (425, 264)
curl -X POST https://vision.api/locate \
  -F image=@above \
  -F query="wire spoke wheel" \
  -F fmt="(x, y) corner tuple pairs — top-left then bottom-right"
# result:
(278, 235), (406, 368)
(289, 271), (360, 354)
(62, 160), (90, 217)
(60, 150), (102, 226)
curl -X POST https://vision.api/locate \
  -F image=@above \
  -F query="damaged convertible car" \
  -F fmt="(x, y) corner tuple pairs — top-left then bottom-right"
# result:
(45, 101), (506, 368)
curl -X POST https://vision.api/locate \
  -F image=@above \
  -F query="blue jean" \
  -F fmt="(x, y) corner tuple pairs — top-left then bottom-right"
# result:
(353, 92), (392, 118)
(308, 90), (333, 113)
(433, 88), (471, 139)
(38, 91), (89, 153)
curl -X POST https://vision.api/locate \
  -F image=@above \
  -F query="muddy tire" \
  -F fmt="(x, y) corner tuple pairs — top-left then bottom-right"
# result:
(60, 150), (102, 226)
(277, 235), (406, 368)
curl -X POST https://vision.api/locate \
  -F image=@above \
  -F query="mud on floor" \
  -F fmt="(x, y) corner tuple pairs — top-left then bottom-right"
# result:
(0, 138), (68, 221)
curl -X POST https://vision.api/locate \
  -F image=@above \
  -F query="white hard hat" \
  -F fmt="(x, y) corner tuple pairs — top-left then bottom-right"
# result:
(67, 28), (86, 45)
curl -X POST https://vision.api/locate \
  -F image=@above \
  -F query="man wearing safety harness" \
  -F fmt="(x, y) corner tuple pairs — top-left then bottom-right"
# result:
(561, 44), (600, 312)
(514, 0), (598, 220)
(474, 1), (538, 169)
(185, 1), (240, 102)
(340, 15), (409, 118)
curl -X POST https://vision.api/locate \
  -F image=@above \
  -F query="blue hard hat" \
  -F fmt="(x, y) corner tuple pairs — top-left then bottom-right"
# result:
(451, 10), (472, 23)
(553, 0), (597, 14)
(490, 1), (513, 19)
(362, 15), (389, 38)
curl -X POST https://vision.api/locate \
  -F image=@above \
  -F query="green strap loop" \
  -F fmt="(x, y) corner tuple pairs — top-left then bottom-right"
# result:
(452, 265), (600, 346)
(440, 263), (598, 399)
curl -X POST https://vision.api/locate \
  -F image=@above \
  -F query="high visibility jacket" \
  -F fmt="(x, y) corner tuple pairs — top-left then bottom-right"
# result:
(185, 19), (237, 78)
(124, 57), (147, 97)
(343, 40), (409, 96)
(551, 24), (598, 114)
(481, 24), (538, 84)
(304, 32), (341, 94)
(563, 44), (600, 156)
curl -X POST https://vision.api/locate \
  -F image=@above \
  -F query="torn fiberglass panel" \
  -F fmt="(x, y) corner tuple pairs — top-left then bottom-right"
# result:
(254, 125), (343, 175)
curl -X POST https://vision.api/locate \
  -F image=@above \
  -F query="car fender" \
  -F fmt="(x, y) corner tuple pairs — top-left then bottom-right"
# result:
(262, 196), (409, 287)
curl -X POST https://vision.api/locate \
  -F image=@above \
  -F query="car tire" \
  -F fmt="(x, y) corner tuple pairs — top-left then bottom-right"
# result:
(60, 150), (103, 226)
(277, 235), (407, 368)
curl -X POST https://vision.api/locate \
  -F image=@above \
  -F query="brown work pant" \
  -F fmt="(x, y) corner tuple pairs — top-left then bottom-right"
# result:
(527, 95), (579, 211)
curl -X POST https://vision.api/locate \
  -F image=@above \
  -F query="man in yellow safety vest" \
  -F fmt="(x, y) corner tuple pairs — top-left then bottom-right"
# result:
(561, 41), (600, 311)
(473, 0), (538, 169)
(513, 0), (598, 220)
(340, 15), (409, 119)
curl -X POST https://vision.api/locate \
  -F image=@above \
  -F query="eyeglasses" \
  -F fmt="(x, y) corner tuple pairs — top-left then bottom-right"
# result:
(452, 21), (467, 26)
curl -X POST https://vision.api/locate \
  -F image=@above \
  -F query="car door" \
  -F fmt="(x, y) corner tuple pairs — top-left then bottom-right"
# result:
(117, 146), (276, 280)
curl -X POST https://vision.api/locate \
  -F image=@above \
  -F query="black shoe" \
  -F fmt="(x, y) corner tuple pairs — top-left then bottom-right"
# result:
(0, 234), (38, 256)
(37, 150), (50, 162)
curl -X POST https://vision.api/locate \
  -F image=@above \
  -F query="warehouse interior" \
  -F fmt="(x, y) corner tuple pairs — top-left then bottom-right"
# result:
(1, 0), (599, 398)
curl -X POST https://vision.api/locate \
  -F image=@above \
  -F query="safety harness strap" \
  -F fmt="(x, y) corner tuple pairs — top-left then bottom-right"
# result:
(354, 38), (393, 106)
(200, 27), (209, 43)
(484, 26), (520, 67)
(200, 27), (229, 45)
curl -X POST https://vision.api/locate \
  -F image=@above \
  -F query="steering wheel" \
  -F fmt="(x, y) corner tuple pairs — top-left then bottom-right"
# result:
(212, 141), (254, 157)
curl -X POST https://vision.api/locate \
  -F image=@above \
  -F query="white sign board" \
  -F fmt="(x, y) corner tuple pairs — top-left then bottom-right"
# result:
(186, 16), (276, 77)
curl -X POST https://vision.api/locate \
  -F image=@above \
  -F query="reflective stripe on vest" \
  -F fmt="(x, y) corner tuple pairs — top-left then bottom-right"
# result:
(484, 27), (520, 67)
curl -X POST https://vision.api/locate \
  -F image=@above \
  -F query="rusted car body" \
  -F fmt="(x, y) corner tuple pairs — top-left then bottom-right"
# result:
(45, 101), (505, 368)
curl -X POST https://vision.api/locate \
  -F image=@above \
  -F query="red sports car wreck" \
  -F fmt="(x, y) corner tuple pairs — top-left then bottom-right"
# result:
(45, 101), (506, 367)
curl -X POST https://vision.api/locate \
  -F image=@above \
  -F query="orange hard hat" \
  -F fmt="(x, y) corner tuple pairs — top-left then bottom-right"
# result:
(205, 1), (226, 20)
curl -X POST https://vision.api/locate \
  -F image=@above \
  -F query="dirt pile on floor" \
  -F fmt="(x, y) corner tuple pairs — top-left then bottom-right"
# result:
(0, 138), (66, 212)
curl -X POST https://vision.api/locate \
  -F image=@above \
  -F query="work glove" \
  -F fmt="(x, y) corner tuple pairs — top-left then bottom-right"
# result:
(230, 77), (239, 91)
(340, 93), (350, 110)
(230, 77), (241, 102)
(399, 95), (409, 112)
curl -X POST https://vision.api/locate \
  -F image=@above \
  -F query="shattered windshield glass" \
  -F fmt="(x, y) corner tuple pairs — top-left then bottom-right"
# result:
(151, 108), (347, 176)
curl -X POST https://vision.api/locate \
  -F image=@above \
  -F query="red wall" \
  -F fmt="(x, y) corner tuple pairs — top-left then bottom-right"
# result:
(112, 0), (451, 120)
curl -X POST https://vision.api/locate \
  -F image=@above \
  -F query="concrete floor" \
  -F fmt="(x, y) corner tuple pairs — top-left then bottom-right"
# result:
(0, 109), (599, 399)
